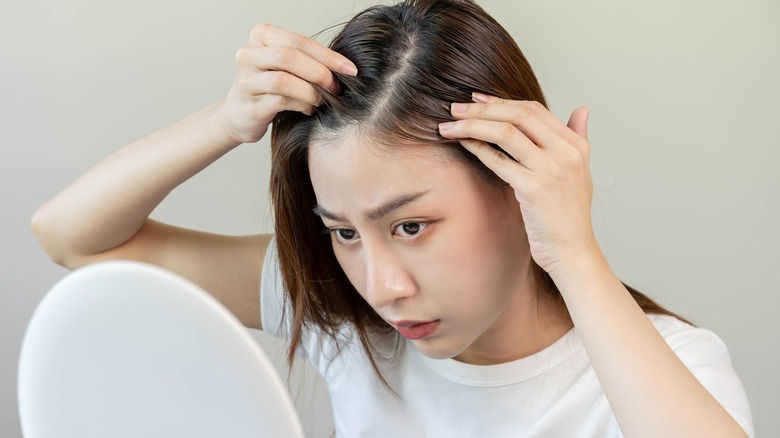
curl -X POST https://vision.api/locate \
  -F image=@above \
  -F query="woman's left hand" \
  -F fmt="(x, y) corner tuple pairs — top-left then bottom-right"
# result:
(440, 95), (752, 438)
(438, 93), (598, 278)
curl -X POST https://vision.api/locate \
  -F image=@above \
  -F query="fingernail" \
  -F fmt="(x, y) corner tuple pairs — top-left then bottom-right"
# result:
(451, 103), (467, 113)
(472, 92), (489, 103)
(342, 62), (358, 76)
(438, 122), (455, 133)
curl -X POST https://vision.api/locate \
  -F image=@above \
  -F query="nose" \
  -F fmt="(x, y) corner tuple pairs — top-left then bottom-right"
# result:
(364, 245), (417, 309)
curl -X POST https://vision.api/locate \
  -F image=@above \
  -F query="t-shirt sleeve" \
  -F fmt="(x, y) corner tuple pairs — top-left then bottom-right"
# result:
(651, 315), (754, 437)
(260, 236), (291, 339)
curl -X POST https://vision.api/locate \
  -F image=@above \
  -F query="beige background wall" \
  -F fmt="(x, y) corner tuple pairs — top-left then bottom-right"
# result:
(2, 0), (777, 436)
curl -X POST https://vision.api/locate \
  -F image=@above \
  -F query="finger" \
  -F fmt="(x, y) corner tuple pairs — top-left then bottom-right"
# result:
(249, 23), (358, 76)
(242, 71), (322, 107)
(472, 93), (581, 141)
(450, 101), (563, 150)
(459, 139), (532, 184)
(439, 119), (542, 169)
(567, 106), (589, 140)
(256, 94), (316, 117)
(472, 92), (513, 105)
(237, 44), (339, 94)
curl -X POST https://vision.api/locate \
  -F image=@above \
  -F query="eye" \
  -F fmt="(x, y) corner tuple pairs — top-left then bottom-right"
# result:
(394, 222), (426, 239)
(330, 228), (360, 245)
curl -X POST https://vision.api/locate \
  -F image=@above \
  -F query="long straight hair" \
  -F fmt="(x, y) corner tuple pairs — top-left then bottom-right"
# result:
(270, 0), (688, 384)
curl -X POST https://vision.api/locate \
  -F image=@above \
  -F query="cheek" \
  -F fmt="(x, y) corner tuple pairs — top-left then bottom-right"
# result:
(434, 237), (508, 298)
(331, 246), (367, 295)
(413, 229), (490, 292)
(427, 212), (528, 304)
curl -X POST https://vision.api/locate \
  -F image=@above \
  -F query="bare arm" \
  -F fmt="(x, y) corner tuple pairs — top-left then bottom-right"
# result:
(441, 97), (748, 437)
(31, 99), (272, 329)
(31, 23), (357, 329)
(32, 99), (242, 268)
(552, 250), (747, 437)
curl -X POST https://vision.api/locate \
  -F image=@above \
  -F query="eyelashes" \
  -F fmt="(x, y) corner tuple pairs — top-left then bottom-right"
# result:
(325, 221), (429, 246)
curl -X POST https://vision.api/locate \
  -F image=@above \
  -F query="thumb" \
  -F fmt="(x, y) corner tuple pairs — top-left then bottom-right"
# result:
(567, 106), (589, 139)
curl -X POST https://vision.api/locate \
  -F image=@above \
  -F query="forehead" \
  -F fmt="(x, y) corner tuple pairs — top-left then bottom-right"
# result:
(310, 129), (451, 170)
(307, 131), (483, 212)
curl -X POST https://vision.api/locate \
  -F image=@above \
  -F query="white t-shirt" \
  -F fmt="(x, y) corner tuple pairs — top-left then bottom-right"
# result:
(261, 238), (754, 437)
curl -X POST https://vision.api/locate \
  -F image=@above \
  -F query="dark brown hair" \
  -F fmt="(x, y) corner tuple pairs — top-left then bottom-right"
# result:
(270, 0), (687, 381)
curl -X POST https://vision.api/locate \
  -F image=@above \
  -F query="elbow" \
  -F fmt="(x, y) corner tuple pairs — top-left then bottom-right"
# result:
(31, 204), (71, 268)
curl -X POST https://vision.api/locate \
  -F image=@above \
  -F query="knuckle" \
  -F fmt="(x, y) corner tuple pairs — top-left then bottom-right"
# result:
(273, 46), (296, 65)
(322, 51), (339, 67)
(314, 66), (331, 87)
(267, 71), (288, 92)
(489, 147), (510, 165)
(528, 100), (546, 112)
(455, 119), (472, 133)
(258, 94), (288, 113)
(285, 35), (305, 51)
(272, 94), (290, 108)
(574, 136), (590, 152)
(307, 88), (321, 106)
(293, 36), (313, 52)
(249, 22), (273, 41)
(500, 122), (517, 139)
(234, 46), (249, 64)
(511, 104), (533, 120)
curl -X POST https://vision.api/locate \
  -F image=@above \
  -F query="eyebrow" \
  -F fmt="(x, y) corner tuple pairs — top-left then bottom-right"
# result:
(313, 191), (429, 222)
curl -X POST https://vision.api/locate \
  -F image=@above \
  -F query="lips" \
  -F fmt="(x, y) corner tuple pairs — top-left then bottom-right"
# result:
(389, 320), (440, 340)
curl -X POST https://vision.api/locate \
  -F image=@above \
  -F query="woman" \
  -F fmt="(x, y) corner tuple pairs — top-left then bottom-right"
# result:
(32, 0), (752, 436)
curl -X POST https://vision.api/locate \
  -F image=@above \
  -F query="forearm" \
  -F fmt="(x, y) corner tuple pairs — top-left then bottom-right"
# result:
(32, 99), (239, 266)
(551, 249), (747, 438)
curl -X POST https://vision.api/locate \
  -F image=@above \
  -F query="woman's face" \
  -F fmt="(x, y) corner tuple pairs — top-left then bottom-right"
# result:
(308, 131), (542, 363)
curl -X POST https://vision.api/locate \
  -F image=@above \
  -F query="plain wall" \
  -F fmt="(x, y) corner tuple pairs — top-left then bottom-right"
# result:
(2, 0), (778, 436)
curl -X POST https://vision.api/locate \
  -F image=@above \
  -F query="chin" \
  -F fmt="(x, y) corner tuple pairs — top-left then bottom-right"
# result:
(411, 337), (467, 360)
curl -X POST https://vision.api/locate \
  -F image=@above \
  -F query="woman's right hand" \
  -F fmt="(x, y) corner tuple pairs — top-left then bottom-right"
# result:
(217, 23), (358, 145)
(32, 23), (357, 330)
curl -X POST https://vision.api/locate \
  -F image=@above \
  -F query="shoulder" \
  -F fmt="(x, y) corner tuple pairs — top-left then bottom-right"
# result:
(649, 314), (726, 349)
(647, 314), (737, 370)
(647, 314), (738, 383)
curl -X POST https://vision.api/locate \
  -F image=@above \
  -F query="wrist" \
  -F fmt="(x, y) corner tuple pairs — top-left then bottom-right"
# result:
(205, 99), (244, 153)
(545, 241), (614, 295)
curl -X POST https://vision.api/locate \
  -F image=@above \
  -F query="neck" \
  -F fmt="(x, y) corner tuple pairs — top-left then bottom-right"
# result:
(454, 269), (573, 366)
